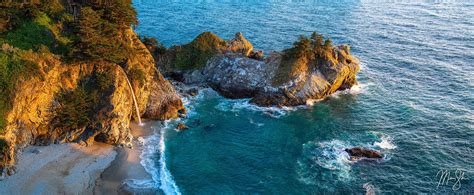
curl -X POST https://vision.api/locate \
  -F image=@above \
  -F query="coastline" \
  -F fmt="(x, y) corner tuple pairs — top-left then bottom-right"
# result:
(94, 121), (158, 194)
(0, 121), (156, 195)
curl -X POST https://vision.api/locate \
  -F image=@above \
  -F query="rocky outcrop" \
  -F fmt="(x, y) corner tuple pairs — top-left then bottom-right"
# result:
(122, 28), (184, 121)
(157, 32), (255, 80)
(250, 45), (359, 106)
(143, 71), (185, 120)
(157, 32), (360, 107)
(225, 32), (253, 56)
(0, 29), (184, 176)
(345, 147), (383, 159)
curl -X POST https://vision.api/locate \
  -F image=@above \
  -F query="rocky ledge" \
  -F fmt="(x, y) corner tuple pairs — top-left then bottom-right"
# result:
(156, 32), (360, 107)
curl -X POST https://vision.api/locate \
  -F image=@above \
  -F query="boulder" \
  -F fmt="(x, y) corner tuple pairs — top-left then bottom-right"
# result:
(186, 88), (199, 96)
(344, 147), (383, 159)
(249, 50), (264, 61)
(225, 32), (254, 56)
(176, 123), (189, 131)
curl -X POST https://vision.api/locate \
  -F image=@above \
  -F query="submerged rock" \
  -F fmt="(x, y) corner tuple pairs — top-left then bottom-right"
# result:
(31, 149), (41, 154)
(344, 147), (383, 159)
(186, 88), (199, 96)
(176, 123), (189, 131)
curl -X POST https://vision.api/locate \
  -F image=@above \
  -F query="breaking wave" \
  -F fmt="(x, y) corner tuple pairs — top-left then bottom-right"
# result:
(136, 123), (181, 195)
(373, 134), (397, 150)
(215, 99), (294, 118)
(297, 140), (353, 184)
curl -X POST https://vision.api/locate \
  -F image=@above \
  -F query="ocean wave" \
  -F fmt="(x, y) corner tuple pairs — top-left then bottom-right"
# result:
(370, 132), (397, 150)
(137, 124), (181, 195)
(373, 135), (397, 150)
(331, 82), (371, 97)
(249, 118), (264, 127)
(215, 98), (296, 118)
(297, 140), (353, 184)
(122, 179), (156, 190)
(363, 182), (377, 195)
(297, 134), (395, 185)
(181, 89), (208, 118)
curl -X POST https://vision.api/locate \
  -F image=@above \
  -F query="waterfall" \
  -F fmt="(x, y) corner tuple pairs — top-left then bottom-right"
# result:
(119, 68), (143, 126)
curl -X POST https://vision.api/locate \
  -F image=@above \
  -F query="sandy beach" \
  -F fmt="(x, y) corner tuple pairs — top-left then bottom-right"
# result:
(0, 121), (156, 195)
(94, 121), (158, 195)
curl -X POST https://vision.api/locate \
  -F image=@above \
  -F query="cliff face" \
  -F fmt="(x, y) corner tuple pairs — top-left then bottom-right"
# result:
(0, 29), (184, 176)
(157, 32), (360, 107)
(122, 29), (185, 120)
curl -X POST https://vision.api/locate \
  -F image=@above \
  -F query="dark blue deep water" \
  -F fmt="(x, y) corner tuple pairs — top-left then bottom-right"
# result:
(132, 1), (474, 194)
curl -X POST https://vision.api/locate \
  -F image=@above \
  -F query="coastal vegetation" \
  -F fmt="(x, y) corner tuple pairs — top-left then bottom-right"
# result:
(0, 45), (43, 134)
(141, 36), (166, 58)
(273, 32), (336, 86)
(169, 32), (226, 70)
(0, 0), (138, 134)
(51, 70), (114, 133)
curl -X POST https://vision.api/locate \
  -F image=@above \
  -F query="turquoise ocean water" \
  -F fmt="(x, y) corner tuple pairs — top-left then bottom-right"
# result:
(131, 1), (474, 193)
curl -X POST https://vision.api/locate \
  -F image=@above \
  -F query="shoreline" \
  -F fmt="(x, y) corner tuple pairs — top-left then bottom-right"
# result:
(0, 121), (157, 195)
(94, 120), (159, 194)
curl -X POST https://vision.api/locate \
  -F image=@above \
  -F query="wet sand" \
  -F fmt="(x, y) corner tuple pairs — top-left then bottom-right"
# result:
(94, 121), (158, 195)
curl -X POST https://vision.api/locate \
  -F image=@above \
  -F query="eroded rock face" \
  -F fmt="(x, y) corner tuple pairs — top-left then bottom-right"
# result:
(157, 32), (255, 78)
(1, 60), (134, 173)
(250, 45), (360, 106)
(0, 29), (184, 175)
(204, 53), (277, 99)
(225, 32), (254, 56)
(123, 28), (184, 121)
(143, 71), (185, 120)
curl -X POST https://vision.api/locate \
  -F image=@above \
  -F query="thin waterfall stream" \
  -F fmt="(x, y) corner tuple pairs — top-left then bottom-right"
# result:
(119, 67), (143, 126)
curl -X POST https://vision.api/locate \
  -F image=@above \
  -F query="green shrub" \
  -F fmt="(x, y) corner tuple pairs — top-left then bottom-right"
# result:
(172, 32), (226, 70)
(0, 138), (8, 155)
(95, 71), (114, 91)
(52, 70), (117, 132)
(128, 67), (146, 86)
(70, 1), (138, 64)
(3, 11), (73, 54)
(142, 36), (167, 56)
(53, 86), (94, 131)
(0, 47), (41, 134)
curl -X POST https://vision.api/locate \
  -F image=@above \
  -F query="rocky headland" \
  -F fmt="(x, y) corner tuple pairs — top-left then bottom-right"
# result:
(0, 28), (184, 176)
(155, 32), (360, 107)
(0, 1), (193, 182)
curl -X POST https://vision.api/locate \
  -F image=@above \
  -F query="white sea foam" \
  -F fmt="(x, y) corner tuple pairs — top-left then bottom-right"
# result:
(249, 118), (264, 127)
(363, 182), (376, 195)
(215, 98), (296, 118)
(297, 140), (353, 184)
(331, 82), (370, 97)
(137, 124), (181, 195)
(157, 127), (181, 195)
(122, 179), (156, 190)
(373, 134), (397, 150)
